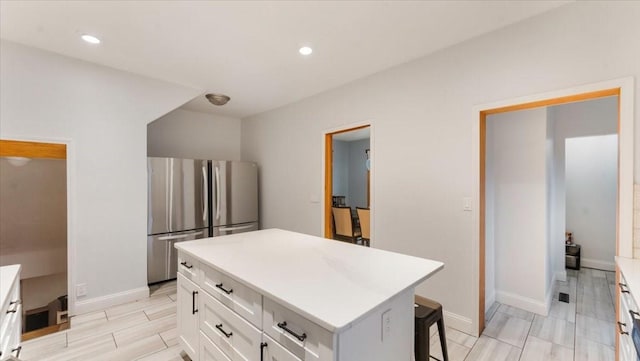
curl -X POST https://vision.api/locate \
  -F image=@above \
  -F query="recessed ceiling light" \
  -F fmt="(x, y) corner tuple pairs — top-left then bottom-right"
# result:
(81, 34), (101, 44)
(299, 46), (313, 56)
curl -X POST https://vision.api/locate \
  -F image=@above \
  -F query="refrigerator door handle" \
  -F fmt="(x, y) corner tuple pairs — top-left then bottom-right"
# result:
(215, 166), (221, 220)
(217, 224), (255, 232)
(158, 231), (204, 241)
(202, 165), (208, 222)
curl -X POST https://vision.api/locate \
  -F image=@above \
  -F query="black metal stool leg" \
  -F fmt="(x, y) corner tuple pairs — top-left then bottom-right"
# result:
(436, 311), (449, 361)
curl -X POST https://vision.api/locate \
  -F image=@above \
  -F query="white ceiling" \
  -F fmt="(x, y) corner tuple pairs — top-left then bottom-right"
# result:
(0, 1), (569, 119)
(334, 128), (370, 142)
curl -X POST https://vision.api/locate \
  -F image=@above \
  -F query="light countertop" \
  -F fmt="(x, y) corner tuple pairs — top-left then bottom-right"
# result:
(616, 256), (640, 306)
(175, 228), (443, 332)
(0, 264), (21, 309)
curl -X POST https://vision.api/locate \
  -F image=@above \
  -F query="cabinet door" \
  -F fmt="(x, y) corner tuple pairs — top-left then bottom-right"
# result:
(178, 273), (200, 360)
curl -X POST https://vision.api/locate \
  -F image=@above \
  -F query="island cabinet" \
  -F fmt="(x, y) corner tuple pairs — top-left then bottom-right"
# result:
(615, 257), (640, 361)
(175, 229), (443, 361)
(0, 264), (22, 361)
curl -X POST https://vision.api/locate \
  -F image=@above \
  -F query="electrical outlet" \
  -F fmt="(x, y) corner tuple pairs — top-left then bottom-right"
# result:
(381, 309), (391, 341)
(76, 283), (88, 297)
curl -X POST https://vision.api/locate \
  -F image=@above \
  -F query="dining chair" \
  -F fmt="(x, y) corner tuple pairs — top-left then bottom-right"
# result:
(356, 207), (370, 247)
(332, 206), (361, 244)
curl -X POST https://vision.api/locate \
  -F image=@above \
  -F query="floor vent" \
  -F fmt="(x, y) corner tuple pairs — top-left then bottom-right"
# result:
(559, 292), (570, 303)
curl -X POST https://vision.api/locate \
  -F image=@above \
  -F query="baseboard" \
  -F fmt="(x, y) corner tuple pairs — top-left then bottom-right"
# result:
(73, 286), (149, 316)
(581, 258), (615, 271)
(443, 310), (474, 336)
(495, 290), (548, 316)
(555, 270), (567, 282)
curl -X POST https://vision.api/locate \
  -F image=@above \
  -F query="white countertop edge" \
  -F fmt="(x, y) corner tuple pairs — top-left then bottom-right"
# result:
(177, 244), (444, 332)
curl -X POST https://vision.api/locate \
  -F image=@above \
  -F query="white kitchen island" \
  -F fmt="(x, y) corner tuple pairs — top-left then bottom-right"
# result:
(175, 228), (443, 361)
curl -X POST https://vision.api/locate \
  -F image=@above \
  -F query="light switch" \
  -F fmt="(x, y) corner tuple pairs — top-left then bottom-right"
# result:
(463, 197), (472, 211)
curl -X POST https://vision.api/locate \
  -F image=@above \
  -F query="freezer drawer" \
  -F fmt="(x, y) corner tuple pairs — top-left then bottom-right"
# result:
(148, 228), (208, 284)
(148, 157), (209, 235)
(213, 222), (258, 237)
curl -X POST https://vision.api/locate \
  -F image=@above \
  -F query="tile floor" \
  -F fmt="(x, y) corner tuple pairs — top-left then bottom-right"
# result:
(20, 268), (616, 361)
(429, 267), (616, 361)
(20, 282), (188, 361)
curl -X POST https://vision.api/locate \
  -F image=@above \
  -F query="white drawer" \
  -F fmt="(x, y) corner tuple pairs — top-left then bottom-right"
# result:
(200, 290), (262, 361)
(263, 297), (334, 361)
(200, 331), (232, 361)
(178, 252), (199, 283)
(262, 334), (302, 361)
(200, 263), (262, 328)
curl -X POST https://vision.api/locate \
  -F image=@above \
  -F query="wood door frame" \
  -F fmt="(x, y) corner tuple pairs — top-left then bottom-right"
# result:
(0, 138), (76, 317)
(472, 77), (634, 337)
(324, 124), (371, 239)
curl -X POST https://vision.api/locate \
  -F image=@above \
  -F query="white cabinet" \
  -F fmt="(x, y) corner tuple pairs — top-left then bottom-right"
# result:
(177, 273), (200, 360)
(0, 265), (22, 361)
(175, 229), (443, 361)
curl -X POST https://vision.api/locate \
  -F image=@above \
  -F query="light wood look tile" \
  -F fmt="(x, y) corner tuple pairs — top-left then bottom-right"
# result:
(70, 310), (107, 326)
(105, 294), (173, 320)
(443, 326), (478, 348)
(574, 337), (615, 361)
(160, 327), (178, 347)
(464, 336), (521, 361)
(144, 300), (177, 321)
(93, 334), (167, 361)
(496, 304), (535, 322)
(113, 313), (176, 347)
(548, 299), (577, 323)
(577, 292), (615, 322)
(67, 311), (149, 344)
(429, 336), (471, 361)
(575, 314), (615, 348)
(483, 311), (532, 348)
(137, 345), (189, 361)
(38, 333), (116, 361)
(20, 331), (67, 360)
(520, 336), (573, 361)
(529, 314), (575, 348)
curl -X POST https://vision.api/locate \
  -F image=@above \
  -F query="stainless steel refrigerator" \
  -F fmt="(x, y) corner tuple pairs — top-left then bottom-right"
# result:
(147, 158), (259, 284)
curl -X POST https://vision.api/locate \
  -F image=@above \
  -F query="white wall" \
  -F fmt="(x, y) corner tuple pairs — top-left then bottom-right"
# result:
(241, 2), (640, 333)
(566, 135), (618, 270)
(0, 40), (199, 313)
(487, 108), (548, 313)
(550, 97), (618, 274)
(148, 108), (241, 160)
(348, 139), (370, 208)
(0, 158), (67, 279)
(332, 140), (350, 202)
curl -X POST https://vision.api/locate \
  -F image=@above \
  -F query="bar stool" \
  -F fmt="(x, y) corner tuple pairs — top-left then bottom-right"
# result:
(414, 296), (448, 361)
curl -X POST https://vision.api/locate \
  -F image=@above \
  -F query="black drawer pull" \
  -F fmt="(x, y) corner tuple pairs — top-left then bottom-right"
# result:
(631, 310), (640, 318)
(11, 346), (22, 358)
(260, 342), (267, 361)
(215, 324), (233, 338)
(277, 321), (307, 342)
(192, 291), (198, 314)
(180, 261), (193, 269)
(620, 282), (630, 293)
(618, 321), (629, 335)
(215, 283), (233, 295)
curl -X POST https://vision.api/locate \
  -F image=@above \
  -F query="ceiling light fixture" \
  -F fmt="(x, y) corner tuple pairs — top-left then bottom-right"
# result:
(299, 46), (313, 56)
(81, 34), (101, 44)
(205, 93), (230, 106)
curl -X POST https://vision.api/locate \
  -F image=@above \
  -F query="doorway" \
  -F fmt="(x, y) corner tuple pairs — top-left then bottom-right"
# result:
(0, 140), (70, 340)
(324, 125), (371, 245)
(474, 79), (634, 335)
